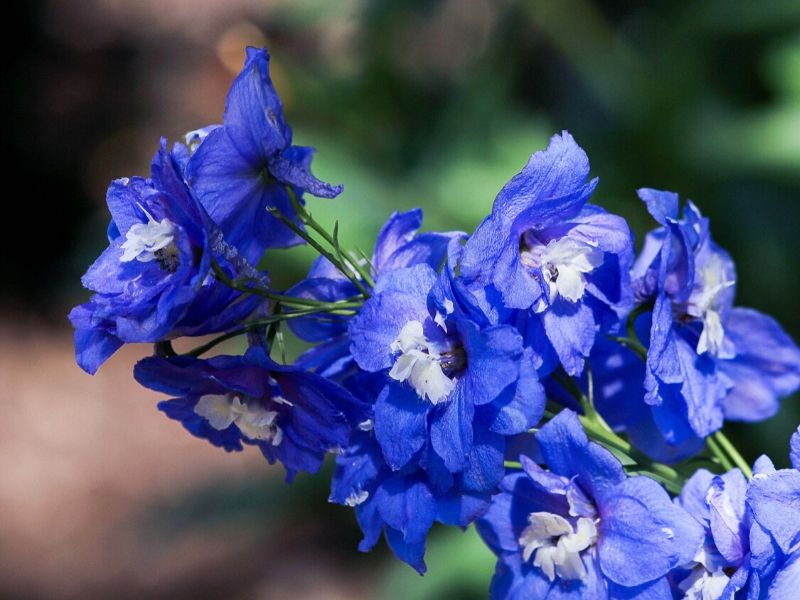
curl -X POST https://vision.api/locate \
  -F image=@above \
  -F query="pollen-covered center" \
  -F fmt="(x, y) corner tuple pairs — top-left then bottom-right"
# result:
(388, 320), (465, 404)
(120, 206), (179, 272)
(518, 512), (598, 582)
(194, 393), (283, 446)
(520, 232), (603, 304)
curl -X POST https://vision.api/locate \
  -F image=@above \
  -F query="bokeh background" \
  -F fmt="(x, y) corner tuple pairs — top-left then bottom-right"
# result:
(4, 1), (800, 598)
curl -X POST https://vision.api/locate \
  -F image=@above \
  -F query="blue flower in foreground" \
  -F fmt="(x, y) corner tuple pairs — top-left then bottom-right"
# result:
(627, 189), (800, 455)
(328, 255), (544, 573)
(290, 209), (461, 378)
(68, 143), (258, 374)
(329, 426), (493, 574)
(134, 346), (367, 481)
(460, 132), (634, 376)
(328, 354), (514, 574)
(477, 410), (703, 599)
(673, 466), (751, 598)
(349, 261), (544, 478)
(186, 47), (343, 263)
(673, 428), (800, 598)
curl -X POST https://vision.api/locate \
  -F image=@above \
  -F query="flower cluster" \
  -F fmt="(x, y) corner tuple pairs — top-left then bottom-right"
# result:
(72, 47), (800, 598)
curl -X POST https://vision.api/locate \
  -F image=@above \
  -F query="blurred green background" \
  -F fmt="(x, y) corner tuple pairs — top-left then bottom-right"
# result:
(4, 1), (800, 598)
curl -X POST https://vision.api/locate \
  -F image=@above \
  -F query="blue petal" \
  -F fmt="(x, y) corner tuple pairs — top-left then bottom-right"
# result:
(374, 384), (429, 470)
(676, 468), (716, 523)
(105, 176), (152, 237)
(435, 491), (490, 526)
(329, 434), (382, 505)
(384, 526), (428, 574)
(542, 299), (596, 376)
(747, 468), (800, 556)
(462, 427), (505, 493)
(355, 497), (383, 552)
(792, 427), (800, 471)
(483, 349), (545, 435)
(223, 47), (290, 162)
(707, 471), (748, 565)
(606, 576), (672, 600)
(372, 209), (424, 271)
(375, 475), (436, 545)
(492, 131), (596, 227)
(462, 321), (524, 406)
(597, 476), (704, 587)
(719, 308), (800, 422)
(268, 149), (343, 198)
(766, 551), (800, 599)
(430, 383), (474, 472)
(536, 410), (626, 500)
(70, 310), (124, 374)
(637, 188), (679, 225)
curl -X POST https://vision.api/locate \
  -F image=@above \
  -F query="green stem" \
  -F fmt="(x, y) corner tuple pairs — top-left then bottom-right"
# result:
(212, 260), (365, 309)
(706, 435), (735, 472)
(268, 207), (371, 297)
(184, 308), (353, 357)
(713, 431), (752, 478)
(286, 189), (376, 289)
(608, 335), (648, 360)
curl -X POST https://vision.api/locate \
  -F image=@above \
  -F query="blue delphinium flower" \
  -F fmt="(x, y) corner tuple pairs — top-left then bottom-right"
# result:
(672, 427), (800, 598)
(329, 425), (495, 574)
(134, 345), (367, 481)
(742, 429), (800, 598)
(348, 260), (544, 478)
(460, 132), (634, 376)
(673, 467), (750, 597)
(329, 251), (544, 573)
(186, 47), (343, 264)
(290, 208), (460, 379)
(69, 143), (259, 374)
(627, 189), (800, 456)
(476, 410), (703, 599)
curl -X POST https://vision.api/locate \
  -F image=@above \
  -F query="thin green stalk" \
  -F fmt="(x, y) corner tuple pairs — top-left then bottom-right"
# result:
(286, 189), (375, 288)
(268, 207), (370, 296)
(714, 431), (752, 478)
(609, 335), (648, 360)
(212, 261), (365, 309)
(706, 435), (735, 472)
(184, 308), (353, 357)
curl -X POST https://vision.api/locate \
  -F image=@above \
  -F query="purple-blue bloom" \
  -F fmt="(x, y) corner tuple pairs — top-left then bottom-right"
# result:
(329, 426), (492, 574)
(348, 260), (544, 478)
(672, 428), (800, 598)
(460, 132), (634, 376)
(329, 251), (545, 573)
(625, 189), (800, 458)
(69, 143), (258, 374)
(477, 410), (703, 599)
(134, 345), (367, 481)
(185, 47), (343, 263)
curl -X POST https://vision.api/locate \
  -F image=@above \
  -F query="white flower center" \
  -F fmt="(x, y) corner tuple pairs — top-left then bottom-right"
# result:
(521, 236), (604, 304)
(194, 394), (283, 446)
(388, 320), (459, 404)
(678, 568), (730, 600)
(518, 512), (598, 582)
(120, 205), (176, 264)
(686, 253), (735, 358)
